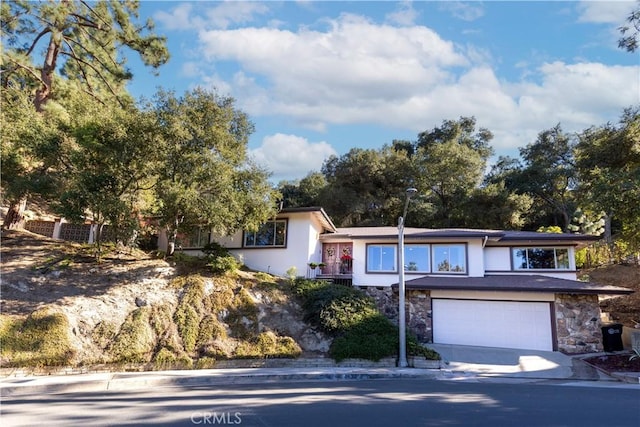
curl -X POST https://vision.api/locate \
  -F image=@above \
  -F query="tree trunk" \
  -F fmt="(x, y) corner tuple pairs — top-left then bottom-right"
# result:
(34, 30), (61, 112)
(166, 220), (180, 257)
(2, 197), (27, 230)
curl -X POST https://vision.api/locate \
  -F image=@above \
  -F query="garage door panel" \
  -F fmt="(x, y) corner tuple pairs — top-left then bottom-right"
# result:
(432, 299), (553, 351)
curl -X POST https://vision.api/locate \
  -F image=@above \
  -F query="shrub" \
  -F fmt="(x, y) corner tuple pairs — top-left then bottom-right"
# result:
(297, 281), (377, 334)
(329, 314), (398, 362)
(108, 307), (155, 364)
(234, 331), (302, 359)
(208, 255), (240, 273)
(0, 309), (75, 367)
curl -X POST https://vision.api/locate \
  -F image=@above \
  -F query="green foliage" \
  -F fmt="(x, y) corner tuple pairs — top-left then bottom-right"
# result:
(296, 281), (378, 333)
(173, 277), (206, 353)
(226, 288), (259, 339)
(234, 331), (302, 359)
(150, 88), (280, 254)
(286, 266), (298, 281)
(208, 255), (241, 274)
(108, 307), (155, 364)
(0, 309), (75, 367)
(152, 347), (193, 370)
(329, 314), (398, 362)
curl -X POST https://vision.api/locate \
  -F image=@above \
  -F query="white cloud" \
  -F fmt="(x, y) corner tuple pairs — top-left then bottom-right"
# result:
(576, 0), (636, 24)
(188, 9), (637, 165)
(386, 1), (419, 26)
(154, 1), (269, 31)
(249, 134), (337, 181)
(439, 1), (485, 22)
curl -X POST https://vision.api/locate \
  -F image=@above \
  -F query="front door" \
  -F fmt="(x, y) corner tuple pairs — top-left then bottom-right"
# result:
(322, 243), (353, 275)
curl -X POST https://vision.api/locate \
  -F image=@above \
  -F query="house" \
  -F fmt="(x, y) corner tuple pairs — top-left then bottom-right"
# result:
(192, 207), (632, 354)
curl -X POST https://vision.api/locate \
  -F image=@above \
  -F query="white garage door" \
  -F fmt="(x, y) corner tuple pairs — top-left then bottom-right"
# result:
(432, 299), (553, 351)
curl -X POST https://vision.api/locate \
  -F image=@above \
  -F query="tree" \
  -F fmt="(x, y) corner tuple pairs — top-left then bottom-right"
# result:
(54, 98), (160, 259)
(1, 0), (169, 229)
(0, 85), (69, 226)
(515, 124), (577, 231)
(618, 0), (640, 52)
(278, 172), (327, 208)
(575, 107), (640, 255)
(412, 116), (494, 227)
(151, 88), (279, 255)
(320, 147), (414, 227)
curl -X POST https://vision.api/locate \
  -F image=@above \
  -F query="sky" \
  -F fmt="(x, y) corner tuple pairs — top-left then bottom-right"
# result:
(127, 1), (640, 182)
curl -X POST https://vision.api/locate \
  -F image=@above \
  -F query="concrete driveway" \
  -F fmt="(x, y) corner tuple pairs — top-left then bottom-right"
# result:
(426, 344), (615, 381)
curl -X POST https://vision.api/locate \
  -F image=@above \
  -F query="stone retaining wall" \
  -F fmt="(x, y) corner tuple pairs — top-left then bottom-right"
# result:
(555, 294), (603, 353)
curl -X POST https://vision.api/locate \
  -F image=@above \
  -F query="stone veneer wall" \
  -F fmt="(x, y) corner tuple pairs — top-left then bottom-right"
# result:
(364, 287), (605, 354)
(555, 293), (603, 353)
(363, 287), (434, 343)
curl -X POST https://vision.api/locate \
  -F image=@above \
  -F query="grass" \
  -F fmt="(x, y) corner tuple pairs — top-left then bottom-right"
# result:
(0, 309), (75, 367)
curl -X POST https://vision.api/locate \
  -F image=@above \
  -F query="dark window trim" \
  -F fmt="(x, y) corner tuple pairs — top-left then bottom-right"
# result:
(365, 242), (468, 275)
(365, 243), (398, 273)
(510, 246), (572, 271)
(242, 218), (289, 248)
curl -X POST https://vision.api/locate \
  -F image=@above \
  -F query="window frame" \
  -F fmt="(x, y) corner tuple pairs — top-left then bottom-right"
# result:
(511, 247), (571, 270)
(403, 244), (431, 273)
(242, 219), (288, 248)
(431, 243), (467, 274)
(366, 244), (398, 273)
(365, 242), (468, 274)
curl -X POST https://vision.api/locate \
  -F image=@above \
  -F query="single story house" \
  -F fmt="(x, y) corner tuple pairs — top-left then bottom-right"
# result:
(175, 207), (633, 354)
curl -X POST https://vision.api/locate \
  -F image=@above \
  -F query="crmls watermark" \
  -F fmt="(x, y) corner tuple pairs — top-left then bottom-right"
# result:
(191, 411), (242, 425)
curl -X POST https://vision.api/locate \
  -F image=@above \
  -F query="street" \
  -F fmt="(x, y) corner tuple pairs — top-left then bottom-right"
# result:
(2, 378), (639, 427)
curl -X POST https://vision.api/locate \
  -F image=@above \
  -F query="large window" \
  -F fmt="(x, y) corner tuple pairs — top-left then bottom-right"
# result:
(366, 243), (466, 274)
(513, 247), (570, 270)
(244, 220), (287, 247)
(367, 244), (397, 272)
(404, 244), (430, 272)
(433, 244), (466, 273)
(177, 227), (210, 248)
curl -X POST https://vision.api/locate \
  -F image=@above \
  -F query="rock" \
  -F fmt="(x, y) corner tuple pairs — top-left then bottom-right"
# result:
(135, 297), (147, 307)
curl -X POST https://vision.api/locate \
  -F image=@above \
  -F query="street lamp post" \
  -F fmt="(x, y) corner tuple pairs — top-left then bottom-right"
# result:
(398, 187), (418, 368)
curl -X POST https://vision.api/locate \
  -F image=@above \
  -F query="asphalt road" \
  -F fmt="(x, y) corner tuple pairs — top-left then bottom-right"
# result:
(2, 378), (639, 427)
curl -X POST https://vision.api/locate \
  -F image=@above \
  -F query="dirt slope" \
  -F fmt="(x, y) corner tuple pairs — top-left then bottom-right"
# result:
(1, 229), (330, 368)
(579, 264), (640, 328)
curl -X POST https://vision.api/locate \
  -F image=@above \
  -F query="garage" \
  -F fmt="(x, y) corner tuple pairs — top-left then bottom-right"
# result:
(432, 299), (554, 351)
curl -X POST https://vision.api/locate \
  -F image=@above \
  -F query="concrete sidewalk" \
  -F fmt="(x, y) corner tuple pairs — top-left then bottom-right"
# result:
(2, 346), (636, 397)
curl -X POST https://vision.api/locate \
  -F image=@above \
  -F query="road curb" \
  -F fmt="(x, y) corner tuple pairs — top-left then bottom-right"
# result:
(1, 368), (443, 397)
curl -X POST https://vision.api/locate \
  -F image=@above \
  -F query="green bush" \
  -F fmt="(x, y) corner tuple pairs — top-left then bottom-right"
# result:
(0, 309), (75, 367)
(108, 307), (155, 364)
(296, 281), (377, 334)
(329, 314), (398, 362)
(234, 331), (302, 359)
(208, 255), (240, 273)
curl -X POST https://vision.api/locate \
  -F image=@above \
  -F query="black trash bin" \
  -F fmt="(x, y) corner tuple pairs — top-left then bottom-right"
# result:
(601, 323), (624, 352)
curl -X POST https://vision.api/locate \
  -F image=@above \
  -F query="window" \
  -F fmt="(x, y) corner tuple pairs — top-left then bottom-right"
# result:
(433, 244), (466, 273)
(512, 247), (570, 270)
(404, 244), (430, 272)
(244, 220), (287, 247)
(177, 227), (210, 248)
(367, 244), (397, 272)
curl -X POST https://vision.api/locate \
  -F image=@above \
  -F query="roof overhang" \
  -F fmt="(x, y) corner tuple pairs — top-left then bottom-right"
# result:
(279, 207), (337, 233)
(391, 274), (633, 296)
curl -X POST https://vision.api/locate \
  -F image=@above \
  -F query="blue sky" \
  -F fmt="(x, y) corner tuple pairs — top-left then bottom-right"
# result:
(127, 1), (639, 182)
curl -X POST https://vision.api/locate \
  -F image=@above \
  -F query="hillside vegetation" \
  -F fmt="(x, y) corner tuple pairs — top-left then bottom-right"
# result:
(0, 230), (330, 369)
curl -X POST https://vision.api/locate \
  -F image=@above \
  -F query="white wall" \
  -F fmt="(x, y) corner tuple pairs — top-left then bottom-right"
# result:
(467, 239), (485, 277)
(218, 212), (323, 277)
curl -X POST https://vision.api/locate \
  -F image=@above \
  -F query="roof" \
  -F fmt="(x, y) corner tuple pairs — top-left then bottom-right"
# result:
(392, 274), (633, 296)
(279, 207), (337, 232)
(320, 226), (599, 246)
